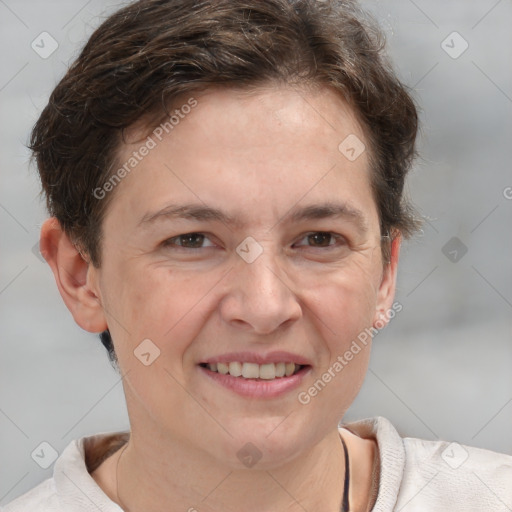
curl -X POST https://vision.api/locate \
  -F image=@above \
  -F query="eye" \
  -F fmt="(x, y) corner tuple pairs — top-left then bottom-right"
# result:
(163, 232), (215, 249)
(294, 231), (346, 249)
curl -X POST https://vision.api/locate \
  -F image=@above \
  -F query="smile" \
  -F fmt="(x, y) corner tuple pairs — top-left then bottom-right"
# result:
(200, 361), (304, 380)
(198, 357), (311, 398)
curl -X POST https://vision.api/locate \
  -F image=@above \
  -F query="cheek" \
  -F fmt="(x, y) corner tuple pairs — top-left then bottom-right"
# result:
(312, 285), (375, 380)
(298, 253), (381, 392)
(303, 256), (382, 333)
(109, 265), (219, 356)
(297, 269), (376, 421)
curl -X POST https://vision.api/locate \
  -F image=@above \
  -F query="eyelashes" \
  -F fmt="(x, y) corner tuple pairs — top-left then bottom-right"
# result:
(162, 231), (347, 251)
(294, 232), (346, 249)
(163, 232), (215, 249)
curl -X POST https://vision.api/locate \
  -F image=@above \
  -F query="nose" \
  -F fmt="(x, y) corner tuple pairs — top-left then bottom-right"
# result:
(219, 248), (302, 335)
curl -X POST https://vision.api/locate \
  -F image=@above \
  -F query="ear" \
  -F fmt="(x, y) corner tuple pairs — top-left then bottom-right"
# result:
(40, 218), (108, 333)
(372, 233), (401, 329)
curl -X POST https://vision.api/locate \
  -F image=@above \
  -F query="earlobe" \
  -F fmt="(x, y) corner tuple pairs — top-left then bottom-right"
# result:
(372, 233), (401, 329)
(40, 218), (108, 333)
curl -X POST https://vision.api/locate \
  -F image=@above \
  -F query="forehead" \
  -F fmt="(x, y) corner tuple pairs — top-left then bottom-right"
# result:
(106, 84), (378, 233)
(124, 83), (366, 158)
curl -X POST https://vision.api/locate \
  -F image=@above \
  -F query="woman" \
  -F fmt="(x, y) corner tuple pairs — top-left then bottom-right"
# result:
(4, 0), (511, 510)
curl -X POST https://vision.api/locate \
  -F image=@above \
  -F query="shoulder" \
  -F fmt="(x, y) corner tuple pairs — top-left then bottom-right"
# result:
(342, 416), (512, 511)
(2, 432), (128, 512)
(398, 435), (512, 510)
(2, 478), (58, 512)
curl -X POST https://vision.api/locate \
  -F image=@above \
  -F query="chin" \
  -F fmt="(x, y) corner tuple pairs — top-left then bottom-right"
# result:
(208, 415), (324, 470)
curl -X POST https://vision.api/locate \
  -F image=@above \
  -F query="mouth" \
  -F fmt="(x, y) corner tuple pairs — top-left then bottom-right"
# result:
(198, 356), (311, 398)
(199, 361), (306, 380)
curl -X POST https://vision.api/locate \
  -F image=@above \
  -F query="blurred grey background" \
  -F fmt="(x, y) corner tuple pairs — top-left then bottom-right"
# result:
(1, 0), (511, 504)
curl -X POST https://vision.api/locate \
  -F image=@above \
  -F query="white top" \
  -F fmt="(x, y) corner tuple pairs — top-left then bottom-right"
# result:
(3, 416), (511, 511)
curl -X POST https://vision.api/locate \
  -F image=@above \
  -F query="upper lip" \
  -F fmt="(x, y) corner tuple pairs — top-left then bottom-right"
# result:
(200, 351), (312, 366)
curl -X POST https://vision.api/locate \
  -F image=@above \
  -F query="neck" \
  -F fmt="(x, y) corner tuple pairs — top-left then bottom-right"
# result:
(115, 427), (348, 512)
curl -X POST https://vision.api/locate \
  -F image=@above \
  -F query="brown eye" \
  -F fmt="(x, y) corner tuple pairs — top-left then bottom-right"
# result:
(307, 232), (334, 247)
(178, 233), (205, 248)
(295, 231), (343, 248)
(164, 233), (214, 249)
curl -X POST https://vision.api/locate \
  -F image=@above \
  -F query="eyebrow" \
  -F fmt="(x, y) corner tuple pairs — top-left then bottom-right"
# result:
(287, 202), (368, 233)
(139, 203), (240, 228)
(138, 201), (368, 233)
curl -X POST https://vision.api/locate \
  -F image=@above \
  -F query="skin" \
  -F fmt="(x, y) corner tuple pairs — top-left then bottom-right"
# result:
(41, 84), (400, 512)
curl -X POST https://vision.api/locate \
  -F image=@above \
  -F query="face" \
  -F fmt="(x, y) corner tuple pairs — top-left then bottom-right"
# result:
(89, 85), (397, 467)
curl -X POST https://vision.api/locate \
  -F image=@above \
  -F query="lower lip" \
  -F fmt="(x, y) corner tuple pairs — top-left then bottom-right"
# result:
(199, 365), (311, 398)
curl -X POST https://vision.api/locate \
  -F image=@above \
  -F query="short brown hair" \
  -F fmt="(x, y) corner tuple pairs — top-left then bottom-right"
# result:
(31, 0), (420, 366)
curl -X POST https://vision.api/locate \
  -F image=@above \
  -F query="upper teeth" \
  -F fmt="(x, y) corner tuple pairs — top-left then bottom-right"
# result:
(207, 362), (298, 379)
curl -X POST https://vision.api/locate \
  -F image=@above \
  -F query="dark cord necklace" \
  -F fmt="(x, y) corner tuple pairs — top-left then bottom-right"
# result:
(340, 435), (351, 512)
